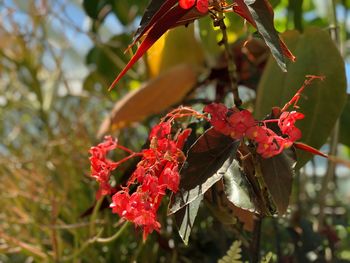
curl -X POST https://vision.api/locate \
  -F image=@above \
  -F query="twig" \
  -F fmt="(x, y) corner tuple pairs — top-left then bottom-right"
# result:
(250, 217), (262, 263)
(273, 219), (282, 262)
(96, 221), (129, 243)
(212, 13), (242, 107)
(62, 222), (129, 261)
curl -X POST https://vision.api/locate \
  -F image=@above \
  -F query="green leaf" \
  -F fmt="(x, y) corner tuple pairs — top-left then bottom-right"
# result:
(340, 95), (350, 147)
(111, 0), (149, 25)
(83, 0), (109, 20)
(86, 34), (133, 85)
(255, 28), (347, 167)
(261, 252), (274, 263)
(168, 128), (240, 215)
(288, 0), (303, 31)
(245, 0), (287, 71)
(217, 240), (242, 263)
(174, 194), (203, 245)
(258, 148), (297, 215)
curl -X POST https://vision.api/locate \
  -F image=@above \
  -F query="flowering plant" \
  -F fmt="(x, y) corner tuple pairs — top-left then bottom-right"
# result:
(85, 0), (347, 261)
(90, 75), (327, 240)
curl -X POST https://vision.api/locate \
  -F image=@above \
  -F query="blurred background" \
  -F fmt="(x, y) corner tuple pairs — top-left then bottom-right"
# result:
(1, 0), (350, 262)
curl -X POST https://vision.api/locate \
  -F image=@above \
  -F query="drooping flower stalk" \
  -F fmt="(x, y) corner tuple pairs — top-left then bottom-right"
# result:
(89, 108), (206, 240)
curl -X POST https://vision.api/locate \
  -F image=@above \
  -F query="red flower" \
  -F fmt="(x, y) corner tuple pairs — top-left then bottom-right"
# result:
(196, 0), (209, 13)
(111, 190), (161, 240)
(179, 0), (209, 13)
(179, 0), (195, 9)
(106, 122), (191, 239)
(246, 126), (271, 143)
(89, 136), (118, 198)
(149, 122), (171, 140)
(159, 163), (180, 192)
(205, 103), (299, 159)
(204, 103), (231, 135)
(256, 135), (292, 158)
(278, 111), (304, 141)
(228, 110), (256, 139)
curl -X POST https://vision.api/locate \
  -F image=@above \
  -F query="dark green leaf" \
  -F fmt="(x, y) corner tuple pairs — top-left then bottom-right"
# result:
(83, 0), (109, 20)
(245, 0), (287, 71)
(288, 0), (303, 31)
(258, 148), (296, 215)
(86, 34), (132, 85)
(111, 0), (149, 25)
(174, 194), (203, 245)
(255, 28), (347, 167)
(168, 128), (240, 214)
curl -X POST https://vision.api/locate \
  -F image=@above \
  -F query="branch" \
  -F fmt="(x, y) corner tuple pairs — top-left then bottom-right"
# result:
(213, 13), (242, 107)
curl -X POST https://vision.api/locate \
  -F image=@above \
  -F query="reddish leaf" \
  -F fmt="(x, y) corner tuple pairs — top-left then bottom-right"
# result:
(132, 0), (179, 47)
(258, 148), (296, 215)
(233, 0), (295, 70)
(109, 5), (190, 90)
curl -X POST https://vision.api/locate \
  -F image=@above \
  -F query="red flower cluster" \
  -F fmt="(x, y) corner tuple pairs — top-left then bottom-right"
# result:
(112, 123), (191, 239)
(204, 104), (304, 158)
(179, 0), (209, 13)
(205, 76), (326, 158)
(89, 136), (119, 198)
(89, 121), (191, 240)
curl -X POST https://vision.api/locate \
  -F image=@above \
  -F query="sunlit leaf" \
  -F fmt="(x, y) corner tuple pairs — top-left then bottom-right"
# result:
(255, 28), (347, 167)
(222, 159), (257, 213)
(146, 24), (205, 77)
(232, 0), (295, 70)
(174, 194), (203, 245)
(244, 0), (288, 71)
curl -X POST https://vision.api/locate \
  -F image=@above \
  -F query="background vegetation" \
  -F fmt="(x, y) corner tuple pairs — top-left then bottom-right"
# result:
(1, 0), (350, 262)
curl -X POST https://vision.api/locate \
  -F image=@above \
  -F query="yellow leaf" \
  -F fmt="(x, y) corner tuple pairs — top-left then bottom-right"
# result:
(146, 24), (205, 77)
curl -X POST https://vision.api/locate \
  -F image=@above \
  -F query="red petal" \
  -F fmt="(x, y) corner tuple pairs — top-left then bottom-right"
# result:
(294, 142), (328, 158)
(196, 0), (208, 13)
(179, 0), (195, 9)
